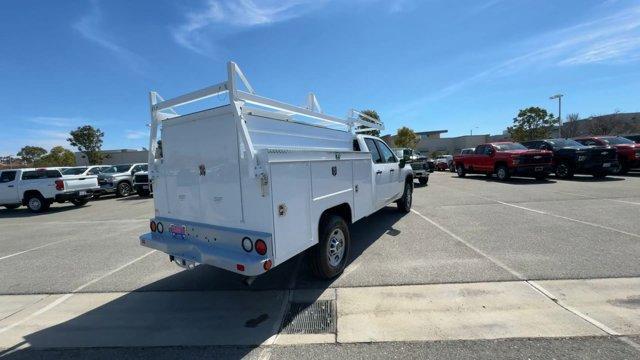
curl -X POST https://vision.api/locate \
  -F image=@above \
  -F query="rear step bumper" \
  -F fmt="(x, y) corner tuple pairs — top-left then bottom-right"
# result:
(139, 232), (272, 277)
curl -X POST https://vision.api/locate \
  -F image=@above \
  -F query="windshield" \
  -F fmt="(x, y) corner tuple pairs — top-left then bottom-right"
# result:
(102, 165), (132, 173)
(61, 167), (87, 175)
(601, 136), (635, 145)
(546, 139), (585, 148)
(494, 143), (527, 151)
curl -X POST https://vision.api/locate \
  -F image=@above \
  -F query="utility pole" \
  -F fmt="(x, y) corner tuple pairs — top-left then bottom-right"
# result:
(549, 94), (563, 137)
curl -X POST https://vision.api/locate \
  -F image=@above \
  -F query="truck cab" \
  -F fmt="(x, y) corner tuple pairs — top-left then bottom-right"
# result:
(139, 62), (413, 281)
(454, 142), (553, 181)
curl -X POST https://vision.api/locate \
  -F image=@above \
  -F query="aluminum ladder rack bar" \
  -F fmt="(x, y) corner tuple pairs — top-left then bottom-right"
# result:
(153, 81), (229, 112)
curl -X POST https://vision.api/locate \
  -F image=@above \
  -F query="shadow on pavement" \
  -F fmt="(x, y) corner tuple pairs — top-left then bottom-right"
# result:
(3, 206), (406, 358)
(0, 203), (87, 219)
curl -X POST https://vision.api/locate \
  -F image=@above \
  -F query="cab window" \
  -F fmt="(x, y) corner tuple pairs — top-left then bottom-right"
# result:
(475, 145), (485, 154)
(364, 138), (383, 164)
(375, 140), (397, 163)
(0, 171), (17, 182)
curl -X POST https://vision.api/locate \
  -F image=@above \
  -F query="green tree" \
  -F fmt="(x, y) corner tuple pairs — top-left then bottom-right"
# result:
(35, 146), (76, 167)
(507, 107), (558, 142)
(17, 146), (47, 165)
(394, 127), (420, 149)
(356, 109), (381, 137)
(67, 125), (104, 164)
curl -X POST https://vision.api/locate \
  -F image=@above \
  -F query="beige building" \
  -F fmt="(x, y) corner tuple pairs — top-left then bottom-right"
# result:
(384, 130), (490, 156)
(74, 149), (148, 166)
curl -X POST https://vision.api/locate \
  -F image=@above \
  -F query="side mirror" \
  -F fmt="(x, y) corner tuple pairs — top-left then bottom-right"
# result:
(399, 159), (406, 168)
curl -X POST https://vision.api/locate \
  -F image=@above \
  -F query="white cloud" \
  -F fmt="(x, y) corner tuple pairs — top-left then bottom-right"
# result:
(387, 4), (640, 118)
(26, 116), (83, 128)
(73, 0), (146, 73)
(172, 0), (325, 57)
(125, 130), (148, 140)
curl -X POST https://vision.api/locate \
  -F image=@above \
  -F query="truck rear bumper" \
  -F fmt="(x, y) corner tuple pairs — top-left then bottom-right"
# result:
(54, 188), (97, 202)
(140, 228), (272, 277)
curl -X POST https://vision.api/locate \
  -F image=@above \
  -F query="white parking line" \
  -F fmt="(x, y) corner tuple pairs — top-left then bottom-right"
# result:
(551, 190), (640, 206)
(0, 250), (156, 336)
(410, 208), (640, 352)
(0, 239), (71, 261)
(471, 194), (640, 240)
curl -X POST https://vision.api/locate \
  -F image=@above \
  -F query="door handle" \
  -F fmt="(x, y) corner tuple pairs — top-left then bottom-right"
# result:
(390, 169), (395, 172)
(8, 185), (14, 188)
(376, 170), (383, 175)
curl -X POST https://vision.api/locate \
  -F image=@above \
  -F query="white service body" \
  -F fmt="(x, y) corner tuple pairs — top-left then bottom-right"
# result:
(140, 62), (412, 277)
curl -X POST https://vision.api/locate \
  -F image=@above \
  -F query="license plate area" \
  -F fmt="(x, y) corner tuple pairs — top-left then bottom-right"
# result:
(170, 224), (187, 238)
(79, 190), (87, 196)
(535, 166), (543, 172)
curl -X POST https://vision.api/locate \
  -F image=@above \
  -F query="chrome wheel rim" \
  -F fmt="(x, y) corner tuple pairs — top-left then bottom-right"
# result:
(498, 168), (506, 179)
(28, 198), (41, 211)
(457, 167), (463, 176)
(557, 165), (568, 177)
(327, 228), (345, 267)
(406, 184), (412, 207)
(120, 183), (131, 196)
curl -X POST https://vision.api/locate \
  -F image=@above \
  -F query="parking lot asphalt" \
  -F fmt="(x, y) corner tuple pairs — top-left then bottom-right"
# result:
(1, 171), (640, 358)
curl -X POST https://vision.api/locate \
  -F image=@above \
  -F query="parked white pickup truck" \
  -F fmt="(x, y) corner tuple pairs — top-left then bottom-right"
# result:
(139, 62), (414, 280)
(0, 168), (99, 212)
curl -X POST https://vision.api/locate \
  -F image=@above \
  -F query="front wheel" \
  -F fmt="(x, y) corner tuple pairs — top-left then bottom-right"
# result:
(555, 163), (573, 179)
(310, 215), (351, 279)
(116, 182), (132, 197)
(71, 198), (89, 206)
(396, 181), (412, 213)
(456, 165), (466, 177)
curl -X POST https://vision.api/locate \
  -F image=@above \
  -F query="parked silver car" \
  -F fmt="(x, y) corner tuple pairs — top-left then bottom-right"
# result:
(95, 163), (147, 197)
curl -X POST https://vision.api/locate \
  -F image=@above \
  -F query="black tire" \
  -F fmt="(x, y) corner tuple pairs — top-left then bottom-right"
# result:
(418, 177), (428, 186)
(3, 204), (20, 210)
(496, 165), (510, 181)
(397, 181), (412, 213)
(116, 182), (132, 197)
(310, 215), (351, 279)
(555, 162), (574, 179)
(456, 165), (466, 177)
(71, 198), (89, 206)
(137, 188), (151, 197)
(26, 193), (49, 213)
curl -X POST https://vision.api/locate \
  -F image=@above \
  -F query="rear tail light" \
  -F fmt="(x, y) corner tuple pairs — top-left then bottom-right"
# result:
(55, 180), (64, 191)
(150, 220), (157, 232)
(255, 239), (267, 255)
(263, 259), (273, 271)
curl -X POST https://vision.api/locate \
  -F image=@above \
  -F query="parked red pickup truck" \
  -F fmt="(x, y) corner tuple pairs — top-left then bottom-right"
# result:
(573, 136), (640, 175)
(454, 142), (553, 181)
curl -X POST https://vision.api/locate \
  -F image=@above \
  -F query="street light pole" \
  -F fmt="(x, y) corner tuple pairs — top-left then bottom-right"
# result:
(549, 94), (564, 138)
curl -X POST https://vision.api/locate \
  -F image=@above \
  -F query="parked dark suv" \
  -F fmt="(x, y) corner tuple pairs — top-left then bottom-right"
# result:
(522, 139), (617, 179)
(574, 136), (640, 175)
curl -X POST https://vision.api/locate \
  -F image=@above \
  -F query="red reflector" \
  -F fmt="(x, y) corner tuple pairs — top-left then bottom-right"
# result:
(236, 264), (245, 272)
(150, 220), (157, 232)
(255, 239), (267, 255)
(263, 259), (272, 271)
(55, 180), (64, 191)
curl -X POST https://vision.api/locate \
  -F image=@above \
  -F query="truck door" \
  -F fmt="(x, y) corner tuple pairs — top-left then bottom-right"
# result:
(364, 138), (388, 209)
(375, 139), (402, 200)
(0, 171), (18, 203)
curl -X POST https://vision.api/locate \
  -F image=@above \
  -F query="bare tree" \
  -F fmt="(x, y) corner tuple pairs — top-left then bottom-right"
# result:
(563, 113), (580, 138)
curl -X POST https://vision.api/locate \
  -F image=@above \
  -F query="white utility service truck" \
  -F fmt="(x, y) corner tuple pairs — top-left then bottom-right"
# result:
(139, 62), (414, 280)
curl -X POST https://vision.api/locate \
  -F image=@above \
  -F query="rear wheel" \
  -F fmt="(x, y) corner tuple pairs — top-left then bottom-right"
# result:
(418, 177), (428, 186)
(71, 198), (89, 206)
(496, 165), (510, 181)
(26, 193), (49, 213)
(116, 182), (132, 197)
(310, 215), (350, 279)
(456, 165), (466, 177)
(397, 181), (412, 213)
(3, 204), (20, 210)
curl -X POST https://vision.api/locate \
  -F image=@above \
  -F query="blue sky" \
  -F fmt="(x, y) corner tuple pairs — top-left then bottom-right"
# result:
(1, 0), (640, 156)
